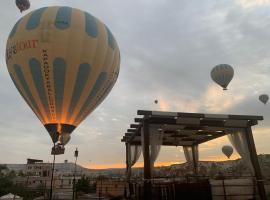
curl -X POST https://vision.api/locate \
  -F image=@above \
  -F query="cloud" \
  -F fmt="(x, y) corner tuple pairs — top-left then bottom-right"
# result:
(237, 0), (270, 8)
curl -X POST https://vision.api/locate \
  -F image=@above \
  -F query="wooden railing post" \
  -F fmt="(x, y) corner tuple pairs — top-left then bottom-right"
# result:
(143, 118), (152, 199)
(245, 126), (267, 200)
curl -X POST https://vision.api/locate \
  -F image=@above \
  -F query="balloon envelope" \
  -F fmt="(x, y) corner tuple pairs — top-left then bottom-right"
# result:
(16, 0), (30, 12)
(259, 94), (269, 104)
(6, 6), (120, 144)
(211, 64), (234, 90)
(222, 145), (233, 159)
(59, 133), (71, 145)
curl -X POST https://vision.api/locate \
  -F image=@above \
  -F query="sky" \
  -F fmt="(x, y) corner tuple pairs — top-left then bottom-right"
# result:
(1, 0), (270, 169)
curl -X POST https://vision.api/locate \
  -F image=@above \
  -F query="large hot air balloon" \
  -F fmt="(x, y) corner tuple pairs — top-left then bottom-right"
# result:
(211, 64), (234, 90)
(6, 6), (120, 150)
(222, 145), (233, 159)
(259, 94), (269, 105)
(16, 0), (30, 13)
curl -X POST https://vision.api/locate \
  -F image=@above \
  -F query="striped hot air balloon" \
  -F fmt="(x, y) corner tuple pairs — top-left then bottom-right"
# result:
(222, 145), (233, 159)
(16, 0), (30, 13)
(6, 6), (120, 146)
(259, 94), (269, 105)
(211, 64), (234, 90)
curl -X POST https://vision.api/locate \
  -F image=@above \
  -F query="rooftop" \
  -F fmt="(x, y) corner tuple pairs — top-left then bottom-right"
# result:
(121, 110), (263, 146)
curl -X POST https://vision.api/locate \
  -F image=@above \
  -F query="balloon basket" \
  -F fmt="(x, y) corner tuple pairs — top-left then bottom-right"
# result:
(51, 144), (65, 155)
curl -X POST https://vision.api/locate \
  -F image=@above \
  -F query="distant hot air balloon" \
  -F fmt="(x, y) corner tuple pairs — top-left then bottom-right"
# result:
(16, 0), (30, 13)
(154, 99), (158, 104)
(222, 145), (233, 159)
(259, 94), (269, 105)
(211, 64), (234, 90)
(6, 6), (120, 151)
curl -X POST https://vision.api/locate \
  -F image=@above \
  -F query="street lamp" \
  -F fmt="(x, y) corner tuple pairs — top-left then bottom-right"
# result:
(72, 148), (79, 200)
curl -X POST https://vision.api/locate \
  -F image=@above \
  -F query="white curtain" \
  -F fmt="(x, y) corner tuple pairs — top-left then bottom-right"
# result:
(141, 127), (164, 173)
(183, 145), (199, 173)
(130, 145), (142, 166)
(227, 128), (254, 174)
(127, 144), (141, 179)
(150, 130), (163, 170)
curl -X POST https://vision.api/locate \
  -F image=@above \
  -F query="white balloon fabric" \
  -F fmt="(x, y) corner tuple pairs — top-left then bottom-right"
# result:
(211, 64), (234, 90)
(259, 94), (269, 104)
(59, 133), (71, 145)
(222, 145), (233, 159)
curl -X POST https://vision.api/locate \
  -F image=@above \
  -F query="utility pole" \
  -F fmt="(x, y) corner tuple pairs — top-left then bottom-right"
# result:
(72, 148), (79, 200)
(49, 143), (56, 200)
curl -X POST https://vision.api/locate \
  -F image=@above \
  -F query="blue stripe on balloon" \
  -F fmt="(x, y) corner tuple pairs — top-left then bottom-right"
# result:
(85, 12), (98, 37)
(92, 81), (114, 108)
(10, 73), (36, 114)
(55, 7), (72, 29)
(74, 72), (107, 123)
(67, 63), (91, 120)
(53, 58), (66, 121)
(105, 26), (115, 49)
(29, 58), (50, 119)
(9, 18), (22, 38)
(26, 7), (47, 30)
(98, 82), (113, 102)
(13, 64), (44, 121)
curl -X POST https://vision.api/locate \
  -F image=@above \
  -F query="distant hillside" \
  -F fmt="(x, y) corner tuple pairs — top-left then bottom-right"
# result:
(154, 154), (270, 182)
(2, 154), (270, 180)
(2, 162), (125, 177)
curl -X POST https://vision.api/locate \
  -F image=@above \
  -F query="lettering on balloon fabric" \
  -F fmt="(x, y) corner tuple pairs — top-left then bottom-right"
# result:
(6, 39), (39, 61)
(42, 49), (56, 121)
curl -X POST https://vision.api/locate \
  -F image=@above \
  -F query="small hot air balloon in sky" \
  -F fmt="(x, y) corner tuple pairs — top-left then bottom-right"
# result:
(211, 64), (234, 90)
(154, 99), (158, 104)
(16, 0), (30, 13)
(6, 6), (120, 151)
(259, 94), (269, 105)
(222, 145), (233, 159)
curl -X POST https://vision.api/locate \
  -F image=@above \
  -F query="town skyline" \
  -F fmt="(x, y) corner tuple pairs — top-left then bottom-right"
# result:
(0, 0), (270, 169)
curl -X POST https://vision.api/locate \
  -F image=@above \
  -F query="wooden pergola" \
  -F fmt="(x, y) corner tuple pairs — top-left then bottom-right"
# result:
(121, 110), (266, 200)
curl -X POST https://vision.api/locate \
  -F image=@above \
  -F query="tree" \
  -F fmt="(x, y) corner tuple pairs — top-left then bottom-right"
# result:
(76, 176), (96, 194)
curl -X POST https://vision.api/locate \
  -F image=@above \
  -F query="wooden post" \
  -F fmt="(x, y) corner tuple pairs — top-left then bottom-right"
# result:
(126, 143), (131, 182)
(191, 145), (198, 176)
(143, 118), (152, 200)
(245, 126), (267, 200)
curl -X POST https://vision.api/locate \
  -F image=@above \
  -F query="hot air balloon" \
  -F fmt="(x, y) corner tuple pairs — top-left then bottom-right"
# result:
(16, 0), (30, 13)
(259, 94), (269, 105)
(222, 145), (233, 159)
(6, 6), (120, 152)
(154, 99), (158, 104)
(211, 64), (234, 90)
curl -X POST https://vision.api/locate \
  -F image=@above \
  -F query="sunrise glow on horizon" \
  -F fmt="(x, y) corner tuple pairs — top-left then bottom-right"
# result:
(82, 154), (241, 169)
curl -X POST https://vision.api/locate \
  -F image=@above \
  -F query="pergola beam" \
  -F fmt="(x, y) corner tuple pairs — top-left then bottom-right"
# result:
(137, 110), (264, 121)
